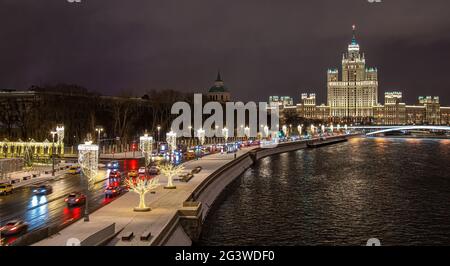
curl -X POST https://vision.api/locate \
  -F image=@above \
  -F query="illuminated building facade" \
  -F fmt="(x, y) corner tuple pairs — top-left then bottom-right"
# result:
(269, 96), (294, 107)
(327, 26), (378, 123)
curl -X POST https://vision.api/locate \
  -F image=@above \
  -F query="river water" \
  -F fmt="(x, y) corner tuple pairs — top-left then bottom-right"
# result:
(198, 137), (450, 246)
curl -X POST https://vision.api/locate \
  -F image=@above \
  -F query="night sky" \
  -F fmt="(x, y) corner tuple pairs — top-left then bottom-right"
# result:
(1, 0), (450, 105)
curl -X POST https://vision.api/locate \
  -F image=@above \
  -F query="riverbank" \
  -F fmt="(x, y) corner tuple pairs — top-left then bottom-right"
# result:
(34, 135), (353, 246)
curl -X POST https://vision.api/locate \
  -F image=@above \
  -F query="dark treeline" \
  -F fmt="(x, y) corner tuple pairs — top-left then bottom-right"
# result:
(0, 84), (192, 145)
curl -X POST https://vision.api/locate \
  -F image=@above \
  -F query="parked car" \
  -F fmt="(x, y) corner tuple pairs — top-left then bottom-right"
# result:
(65, 192), (86, 206)
(33, 184), (53, 195)
(68, 165), (81, 174)
(107, 161), (119, 169)
(0, 220), (28, 236)
(0, 184), (13, 195)
(138, 167), (146, 175)
(148, 165), (160, 175)
(104, 185), (123, 198)
(127, 170), (138, 178)
(109, 170), (121, 179)
(184, 151), (196, 160)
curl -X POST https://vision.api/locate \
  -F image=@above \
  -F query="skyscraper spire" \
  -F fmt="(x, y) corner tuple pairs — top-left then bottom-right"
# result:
(351, 25), (357, 44)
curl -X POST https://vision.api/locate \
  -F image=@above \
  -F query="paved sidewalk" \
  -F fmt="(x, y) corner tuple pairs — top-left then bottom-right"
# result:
(34, 147), (256, 246)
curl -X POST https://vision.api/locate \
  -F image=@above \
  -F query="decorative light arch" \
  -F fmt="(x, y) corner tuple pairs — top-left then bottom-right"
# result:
(366, 125), (450, 136)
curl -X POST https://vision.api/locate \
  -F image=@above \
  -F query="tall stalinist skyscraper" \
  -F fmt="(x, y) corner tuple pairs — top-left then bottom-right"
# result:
(327, 26), (378, 123)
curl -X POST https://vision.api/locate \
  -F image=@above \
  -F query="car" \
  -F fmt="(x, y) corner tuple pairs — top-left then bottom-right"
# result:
(184, 151), (196, 160)
(109, 170), (121, 178)
(104, 185), (123, 198)
(148, 166), (160, 175)
(33, 184), (53, 195)
(127, 170), (138, 178)
(65, 192), (86, 206)
(107, 160), (119, 169)
(68, 165), (81, 174)
(0, 184), (13, 195)
(0, 220), (28, 236)
(138, 167), (146, 175)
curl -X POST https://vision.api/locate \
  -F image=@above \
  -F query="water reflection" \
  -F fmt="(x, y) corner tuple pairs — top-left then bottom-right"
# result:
(199, 137), (450, 246)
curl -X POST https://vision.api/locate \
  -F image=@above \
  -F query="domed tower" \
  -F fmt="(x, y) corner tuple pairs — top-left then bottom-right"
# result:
(207, 71), (231, 103)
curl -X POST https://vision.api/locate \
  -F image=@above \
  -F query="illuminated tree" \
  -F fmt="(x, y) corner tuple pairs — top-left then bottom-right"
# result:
(125, 177), (159, 211)
(159, 163), (185, 189)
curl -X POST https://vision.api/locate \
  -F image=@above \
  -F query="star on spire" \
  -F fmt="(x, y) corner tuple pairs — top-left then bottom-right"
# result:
(351, 25), (357, 44)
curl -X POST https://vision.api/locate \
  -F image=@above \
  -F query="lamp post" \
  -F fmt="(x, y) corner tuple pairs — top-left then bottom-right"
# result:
(244, 126), (250, 140)
(263, 125), (269, 139)
(157, 126), (161, 142)
(78, 141), (99, 222)
(50, 131), (57, 176)
(282, 125), (287, 137)
(197, 128), (205, 146)
(188, 126), (193, 147)
(95, 126), (104, 155)
(222, 127), (229, 144)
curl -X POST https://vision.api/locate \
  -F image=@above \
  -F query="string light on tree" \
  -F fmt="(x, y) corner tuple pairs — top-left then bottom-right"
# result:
(139, 133), (153, 167)
(160, 163), (185, 189)
(125, 176), (159, 212)
(77, 141), (99, 183)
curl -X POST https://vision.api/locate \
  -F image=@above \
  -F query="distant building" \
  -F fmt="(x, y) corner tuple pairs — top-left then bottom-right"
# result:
(327, 25), (378, 123)
(206, 71), (231, 103)
(373, 93), (448, 125)
(269, 96), (294, 107)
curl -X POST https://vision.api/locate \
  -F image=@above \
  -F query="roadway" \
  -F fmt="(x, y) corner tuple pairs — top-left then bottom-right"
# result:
(0, 159), (144, 245)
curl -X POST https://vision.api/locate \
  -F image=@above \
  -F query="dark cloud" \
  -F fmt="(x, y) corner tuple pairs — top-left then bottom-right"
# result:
(1, 0), (450, 104)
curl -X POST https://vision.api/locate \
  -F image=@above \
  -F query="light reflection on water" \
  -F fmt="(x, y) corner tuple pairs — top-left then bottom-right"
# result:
(199, 137), (450, 246)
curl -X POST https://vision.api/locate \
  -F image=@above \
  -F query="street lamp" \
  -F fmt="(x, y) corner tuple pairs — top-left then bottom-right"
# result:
(264, 125), (269, 138)
(244, 126), (250, 139)
(50, 131), (57, 176)
(222, 127), (229, 146)
(197, 128), (205, 146)
(78, 141), (99, 222)
(157, 125), (161, 142)
(95, 126), (104, 154)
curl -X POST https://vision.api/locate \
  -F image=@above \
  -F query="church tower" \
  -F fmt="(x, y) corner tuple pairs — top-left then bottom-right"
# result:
(207, 70), (231, 103)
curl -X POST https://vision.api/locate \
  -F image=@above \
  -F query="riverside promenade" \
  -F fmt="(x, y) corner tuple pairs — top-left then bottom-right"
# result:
(34, 146), (257, 246)
(34, 135), (352, 246)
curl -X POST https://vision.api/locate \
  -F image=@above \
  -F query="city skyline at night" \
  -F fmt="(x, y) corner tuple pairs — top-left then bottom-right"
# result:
(1, 0), (450, 104)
